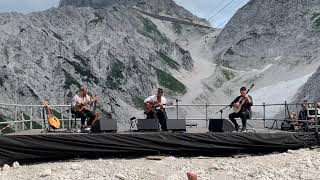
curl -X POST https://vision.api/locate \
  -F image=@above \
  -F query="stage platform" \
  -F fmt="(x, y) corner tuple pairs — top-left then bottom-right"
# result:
(0, 129), (318, 164)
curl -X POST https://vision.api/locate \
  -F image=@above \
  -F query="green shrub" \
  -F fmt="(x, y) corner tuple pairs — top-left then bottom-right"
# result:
(133, 96), (145, 109)
(222, 69), (236, 80)
(157, 51), (180, 70)
(313, 17), (320, 30)
(63, 69), (81, 89)
(225, 48), (235, 55)
(311, 13), (320, 20)
(154, 67), (186, 94)
(106, 59), (126, 90)
(172, 22), (182, 35)
(139, 16), (169, 44)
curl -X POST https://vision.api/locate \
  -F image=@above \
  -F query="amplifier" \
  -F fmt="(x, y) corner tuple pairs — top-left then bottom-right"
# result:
(137, 118), (159, 132)
(209, 119), (236, 132)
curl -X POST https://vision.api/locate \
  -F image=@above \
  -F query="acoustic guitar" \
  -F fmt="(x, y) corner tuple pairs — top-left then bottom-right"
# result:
(43, 101), (61, 129)
(74, 96), (97, 112)
(145, 102), (156, 113)
(233, 84), (254, 113)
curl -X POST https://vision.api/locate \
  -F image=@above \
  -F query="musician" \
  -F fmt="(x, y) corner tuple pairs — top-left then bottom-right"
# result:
(144, 88), (168, 131)
(72, 85), (97, 130)
(229, 86), (253, 131)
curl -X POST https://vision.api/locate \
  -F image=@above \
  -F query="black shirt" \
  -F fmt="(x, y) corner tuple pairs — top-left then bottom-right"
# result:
(231, 95), (253, 112)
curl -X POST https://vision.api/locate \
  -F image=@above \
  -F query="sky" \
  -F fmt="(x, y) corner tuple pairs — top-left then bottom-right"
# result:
(0, 0), (249, 28)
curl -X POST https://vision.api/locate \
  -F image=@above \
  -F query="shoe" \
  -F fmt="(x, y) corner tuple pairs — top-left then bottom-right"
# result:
(241, 127), (247, 132)
(84, 126), (91, 131)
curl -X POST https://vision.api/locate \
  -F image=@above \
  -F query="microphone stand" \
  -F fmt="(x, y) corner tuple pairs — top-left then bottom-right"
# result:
(215, 105), (230, 119)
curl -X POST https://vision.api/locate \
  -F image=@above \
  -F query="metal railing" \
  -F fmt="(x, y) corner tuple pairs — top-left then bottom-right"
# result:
(0, 103), (72, 132)
(0, 101), (318, 133)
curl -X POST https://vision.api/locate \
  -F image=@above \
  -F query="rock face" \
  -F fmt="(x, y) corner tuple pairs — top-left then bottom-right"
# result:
(213, 0), (320, 70)
(0, 0), (210, 126)
(59, 0), (209, 24)
(208, 0), (320, 109)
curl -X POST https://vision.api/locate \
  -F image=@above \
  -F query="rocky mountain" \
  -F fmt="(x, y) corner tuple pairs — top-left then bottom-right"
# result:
(0, 0), (213, 128)
(213, 0), (320, 70)
(183, 0), (320, 127)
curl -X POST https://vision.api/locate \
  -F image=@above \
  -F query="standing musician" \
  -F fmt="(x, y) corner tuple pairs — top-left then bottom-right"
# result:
(72, 85), (97, 130)
(144, 88), (168, 131)
(229, 86), (253, 131)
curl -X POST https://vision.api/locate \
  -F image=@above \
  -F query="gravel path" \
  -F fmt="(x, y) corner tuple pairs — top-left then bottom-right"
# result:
(1, 148), (320, 180)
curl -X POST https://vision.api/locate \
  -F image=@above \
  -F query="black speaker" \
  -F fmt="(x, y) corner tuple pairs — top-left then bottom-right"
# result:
(209, 119), (236, 132)
(167, 119), (186, 132)
(91, 118), (118, 133)
(137, 119), (159, 132)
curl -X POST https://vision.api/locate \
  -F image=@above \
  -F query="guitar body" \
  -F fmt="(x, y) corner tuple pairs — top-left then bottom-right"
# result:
(145, 102), (155, 113)
(48, 115), (61, 129)
(233, 97), (245, 113)
(74, 103), (85, 112)
(43, 101), (61, 129)
(232, 84), (254, 113)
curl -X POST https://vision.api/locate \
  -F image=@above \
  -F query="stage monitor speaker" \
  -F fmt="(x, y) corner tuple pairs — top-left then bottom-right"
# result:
(137, 118), (159, 132)
(91, 118), (118, 133)
(209, 119), (235, 132)
(167, 119), (186, 132)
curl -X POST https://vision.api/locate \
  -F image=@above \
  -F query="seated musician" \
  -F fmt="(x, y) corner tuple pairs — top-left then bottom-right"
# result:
(144, 88), (168, 131)
(72, 85), (97, 130)
(229, 86), (253, 131)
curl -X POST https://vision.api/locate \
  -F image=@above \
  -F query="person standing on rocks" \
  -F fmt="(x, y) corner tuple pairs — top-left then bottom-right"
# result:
(229, 86), (253, 132)
(72, 85), (98, 131)
(144, 88), (168, 131)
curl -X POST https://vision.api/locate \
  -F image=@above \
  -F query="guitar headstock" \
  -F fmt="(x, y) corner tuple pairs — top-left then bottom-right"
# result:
(249, 84), (255, 89)
(42, 101), (49, 107)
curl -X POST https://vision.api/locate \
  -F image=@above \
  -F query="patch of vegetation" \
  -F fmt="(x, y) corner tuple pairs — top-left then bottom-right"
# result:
(172, 22), (182, 35)
(222, 69), (236, 80)
(89, 12), (104, 24)
(313, 17), (320, 30)
(22, 113), (42, 130)
(62, 69), (81, 89)
(65, 54), (100, 84)
(139, 16), (170, 44)
(178, 47), (188, 55)
(106, 59), (126, 90)
(132, 96), (145, 109)
(0, 77), (4, 86)
(225, 48), (235, 55)
(154, 67), (186, 94)
(248, 31), (260, 38)
(311, 12), (320, 20)
(157, 51), (180, 70)
(53, 32), (64, 41)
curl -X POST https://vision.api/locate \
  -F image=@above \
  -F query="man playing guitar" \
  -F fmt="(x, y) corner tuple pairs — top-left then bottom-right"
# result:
(144, 88), (168, 131)
(229, 86), (253, 132)
(72, 85), (98, 131)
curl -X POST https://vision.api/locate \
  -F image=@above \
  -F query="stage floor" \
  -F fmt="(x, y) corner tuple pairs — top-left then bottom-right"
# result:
(0, 129), (318, 164)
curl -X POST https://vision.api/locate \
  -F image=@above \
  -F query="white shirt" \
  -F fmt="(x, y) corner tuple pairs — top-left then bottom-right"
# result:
(144, 95), (167, 105)
(72, 94), (91, 108)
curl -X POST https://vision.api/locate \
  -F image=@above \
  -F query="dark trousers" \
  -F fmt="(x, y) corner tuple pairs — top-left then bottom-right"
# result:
(146, 110), (168, 131)
(229, 110), (251, 131)
(75, 109), (96, 126)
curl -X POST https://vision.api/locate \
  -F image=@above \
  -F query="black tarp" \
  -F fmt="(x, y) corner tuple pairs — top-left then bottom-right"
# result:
(0, 132), (318, 164)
